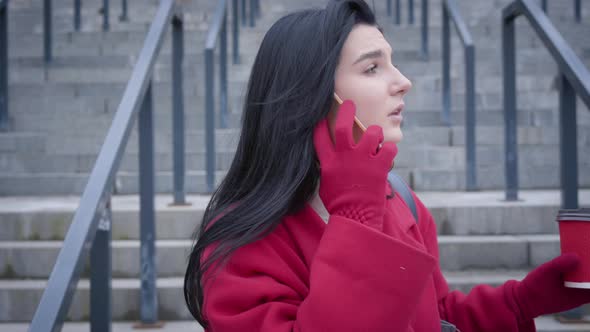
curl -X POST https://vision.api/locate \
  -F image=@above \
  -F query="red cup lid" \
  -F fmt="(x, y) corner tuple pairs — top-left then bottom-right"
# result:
(557, 208), (590, 222)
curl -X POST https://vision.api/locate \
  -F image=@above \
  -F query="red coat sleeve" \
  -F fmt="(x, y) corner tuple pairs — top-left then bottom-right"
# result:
(202, 215), (436, 332)
(413, 193), (536, 332)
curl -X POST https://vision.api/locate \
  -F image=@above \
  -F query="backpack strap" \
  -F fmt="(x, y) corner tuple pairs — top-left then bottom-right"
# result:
(387, 171), (418, 224)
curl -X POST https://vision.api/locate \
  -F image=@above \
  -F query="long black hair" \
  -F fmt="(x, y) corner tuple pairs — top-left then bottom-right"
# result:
(184, 0), (378, 327)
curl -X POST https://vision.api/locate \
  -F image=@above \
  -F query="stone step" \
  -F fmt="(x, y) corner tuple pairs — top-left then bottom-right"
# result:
(8, 21), (589, 60)
(2, 153), (590, 193)
(1, 159), (589, 195)
(1, 271), (589, 322)
(0, 321), (204, 332)
(5, 123), (585, 151)
(409, 166), (590, 191)
(1, 318), (590, 332)
(9, 97), (590, 137)
(6, 22), (589, 67)
(2, 141), (589, 174)
(5, 70), (566, 104)
(0, 132), (45, 153)
(10, 94), (590, 135)
(10, 86), (585, 120)
(0, 170), (227, 195)
(6, 86), (575, 128)
(7, 106), (582, 135)
(8, 54), (577, 85)
(0, 234), (561, 279)
(0, 190), (588, 241)
(8, 32), (266, 60)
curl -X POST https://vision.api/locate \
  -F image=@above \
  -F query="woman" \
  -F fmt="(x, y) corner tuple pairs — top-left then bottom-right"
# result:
(184, 1), (590, 330)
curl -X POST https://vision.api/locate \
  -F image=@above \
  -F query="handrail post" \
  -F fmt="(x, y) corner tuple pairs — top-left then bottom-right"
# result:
(541, 0), (547, 12)
(220, 10), (228, 129)
(138, 81), (158, 325)
(502, 9), (518, 201)
(574, 0), (581, 23)
(241, 0), (246, 26)
(90, 197), (112, 332)
(559, 74), (579, 209)
(441, 1), (451, 126)
(409, 0), (414, 24)
(249, 0), (255, 27)
(420, 0), (429, 60)
(74, 0), (81, 31)
(205, 48), (216, 193)
(0, 0), (9, 131)
(120, 0), (128, 21)
(387, 0), (392, 16)
(172, 16), (187, 205)
(44, 0), (52, 64)
(232, 0), (240, 64)
(465, 44), (477, 191)
(254, 0), (260, 18)
(395, 0), (401, 24)
(103, 0), (109, 31)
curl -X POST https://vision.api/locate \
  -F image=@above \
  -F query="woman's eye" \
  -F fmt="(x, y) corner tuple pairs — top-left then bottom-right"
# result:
(365, 64), (378, 74)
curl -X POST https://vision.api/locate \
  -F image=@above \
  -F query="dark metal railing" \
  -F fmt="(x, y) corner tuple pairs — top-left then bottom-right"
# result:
(442, 0), (477, 191)
(0, 0), (8, 131)
(120, 0), (128, 22)
(541, 0), (582, 23)
(46, 0), (130, 63)
(29, 1), (185, 330)
(204, 0), (260, 192)
(386, 0), (429, 59)
(74, 0), (128, 31)
(43, 0), (51, 63)
(502, 0), (590, 208)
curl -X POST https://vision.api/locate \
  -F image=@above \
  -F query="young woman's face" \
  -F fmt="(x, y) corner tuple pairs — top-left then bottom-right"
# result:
(330, 24), (412, 144)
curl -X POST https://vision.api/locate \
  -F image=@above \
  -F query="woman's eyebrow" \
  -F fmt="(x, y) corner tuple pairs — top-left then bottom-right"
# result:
(353, 49), (383, 65)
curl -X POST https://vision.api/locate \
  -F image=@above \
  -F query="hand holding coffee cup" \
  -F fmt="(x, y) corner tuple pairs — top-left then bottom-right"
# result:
(557, 208), (590, 288)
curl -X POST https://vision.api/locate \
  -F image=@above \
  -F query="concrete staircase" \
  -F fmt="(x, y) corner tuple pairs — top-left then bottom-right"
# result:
(1, 191), (590, 330)
(1, 0), (589, 194)
(1, 0), (590, 330)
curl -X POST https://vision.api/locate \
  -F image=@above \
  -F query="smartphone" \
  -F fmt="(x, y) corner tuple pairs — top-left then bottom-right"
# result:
(333, 92), (366, 144)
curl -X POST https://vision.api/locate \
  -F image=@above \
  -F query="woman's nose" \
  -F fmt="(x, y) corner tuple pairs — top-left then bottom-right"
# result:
(390, 69), (412, 96)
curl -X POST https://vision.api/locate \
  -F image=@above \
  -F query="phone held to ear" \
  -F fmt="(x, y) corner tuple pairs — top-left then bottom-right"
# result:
(332, 92), (392, 168)
(334, 92), (384, 150)
(333, 92), (367, 132)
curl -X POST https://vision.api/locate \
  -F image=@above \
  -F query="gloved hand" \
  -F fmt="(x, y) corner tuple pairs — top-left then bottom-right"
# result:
(512, 253), (590, 321)
(313, 100), (397, 230)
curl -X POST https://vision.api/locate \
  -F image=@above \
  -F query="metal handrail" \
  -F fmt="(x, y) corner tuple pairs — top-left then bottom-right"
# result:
(502, 0), (590, 207)
(204, 0), (260, 192)
(442, 0), (477, 191)
(29, 0), (185, 330)
(386, 0), (429, 59)
(46, 0), (128, 63)
(541, 0), (582, 23)
(0, 0), (8, 131)
(43, 0), (51, 63)
(74, 0), (128, 31)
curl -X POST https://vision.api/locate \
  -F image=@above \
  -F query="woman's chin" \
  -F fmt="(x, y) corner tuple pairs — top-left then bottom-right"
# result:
(385, 128), (403, 144)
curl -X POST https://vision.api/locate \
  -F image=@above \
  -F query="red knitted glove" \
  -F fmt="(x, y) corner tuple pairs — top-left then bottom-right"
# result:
(512, 253), (590, 321)
(313, 100), (397, 230)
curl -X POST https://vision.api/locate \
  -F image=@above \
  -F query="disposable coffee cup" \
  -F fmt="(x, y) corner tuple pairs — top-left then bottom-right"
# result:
(557, 208), (590, 288)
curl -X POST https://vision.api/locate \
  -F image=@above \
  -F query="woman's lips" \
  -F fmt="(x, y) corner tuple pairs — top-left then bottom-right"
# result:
(388, 104), (404, 122)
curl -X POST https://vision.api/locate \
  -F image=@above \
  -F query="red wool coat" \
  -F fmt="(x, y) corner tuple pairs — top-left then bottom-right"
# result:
(201, 185), (536, 331)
